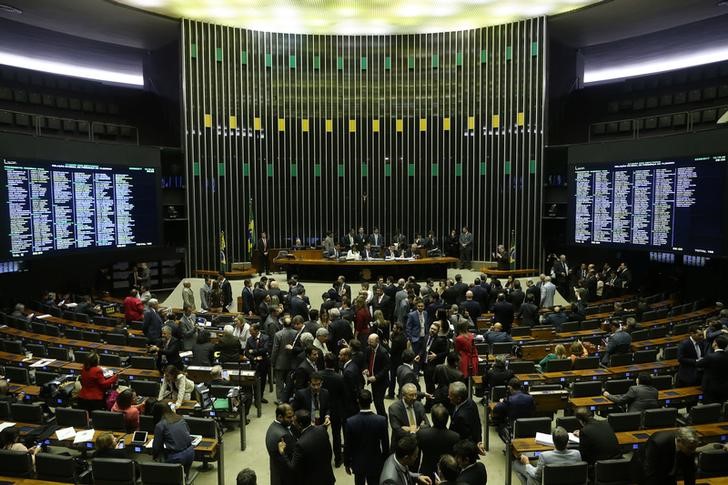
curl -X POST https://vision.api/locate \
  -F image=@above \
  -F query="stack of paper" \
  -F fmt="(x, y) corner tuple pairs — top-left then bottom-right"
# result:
(0, 422), (16, 432)
(535, 431), (580, 446)
(36, 314), (52, 319)
(179, 351), (193, 358)
(30, 359), (56, 368)
(55, 427), (77, 441)
(73, 429), (95, 444)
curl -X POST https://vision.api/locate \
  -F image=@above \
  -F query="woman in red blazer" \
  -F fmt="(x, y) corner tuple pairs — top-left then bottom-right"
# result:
(454, 321), (479, 377)
(354, 296), (372, 345)
(77, 352), (118, 412)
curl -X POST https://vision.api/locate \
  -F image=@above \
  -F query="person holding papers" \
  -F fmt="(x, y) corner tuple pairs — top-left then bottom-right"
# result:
(0, 427), (40, 467)
(151, 401), (194, 475)
(78, 352), (118, 412)
(512, 426), (582, 485)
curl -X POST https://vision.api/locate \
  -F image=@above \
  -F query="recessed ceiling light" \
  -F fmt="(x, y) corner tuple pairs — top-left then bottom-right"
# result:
(0, 3), (22, 14)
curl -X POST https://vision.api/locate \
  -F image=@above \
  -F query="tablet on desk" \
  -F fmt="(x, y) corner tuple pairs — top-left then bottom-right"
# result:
(633, 433), (651, 440)
(592, 397), (608, 403)
(663, 391), (678, 396)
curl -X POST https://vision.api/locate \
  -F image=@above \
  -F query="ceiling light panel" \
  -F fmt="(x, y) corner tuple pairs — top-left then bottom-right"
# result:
(114, 0), (602, 34)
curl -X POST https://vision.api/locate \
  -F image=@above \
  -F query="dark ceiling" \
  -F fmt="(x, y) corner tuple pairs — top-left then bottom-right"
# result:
(550, 0), (728, 48)
(0, 0), (178, 50)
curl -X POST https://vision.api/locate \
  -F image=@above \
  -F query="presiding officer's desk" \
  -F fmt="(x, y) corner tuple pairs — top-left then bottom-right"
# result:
(277, 248), (458, 281)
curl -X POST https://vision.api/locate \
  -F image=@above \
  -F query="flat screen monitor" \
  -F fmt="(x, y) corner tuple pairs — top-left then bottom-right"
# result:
(0, 156), (160, 260)
(568, 154), (727, 256)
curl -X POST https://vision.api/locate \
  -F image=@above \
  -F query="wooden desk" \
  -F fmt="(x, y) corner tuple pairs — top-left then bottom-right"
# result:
(0, 327), (147, 355)
(607, 360), (679, 378)
(569, 386), (703, 410)
(277, 256), (459, 281)
(632, 335), (684, 351)
(540, 367), (611, 384)
(480, 268), (539, 278)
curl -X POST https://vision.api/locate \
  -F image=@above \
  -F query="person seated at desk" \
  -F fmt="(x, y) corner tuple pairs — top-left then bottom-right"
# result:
(216, 324), (242, 364)
(538, 344), (568, 371)
(324, 244), (343, 259)
(360, 242), (375, 260)
(345, 247), (362, 261)
(568, 341), (589, 364)
(78, 351), (119, 412)
(158, 365), (195, 409)
(384, 244), (401, 259)
(206, 365), (252, 422)
(76, 295), (101, 317)
(492, 378), (535, 442)
(512, 426), (581, 485)
(151, 401), (194, 475)
(292, 237), (304, 250)
(603, 372), (658, 412)
(190, 330), (215, 366)
(94, 432), (129, 459)
(600, 320), (632, 365)
(573, 406), (621, 466)
(484, 355), (514, 391)
(540, 306), (569, 332)
(0, 427), (40, 466)
(482, 322), (513, 345)
(111, 388), (146, 431)
(402, 243), (420, 259)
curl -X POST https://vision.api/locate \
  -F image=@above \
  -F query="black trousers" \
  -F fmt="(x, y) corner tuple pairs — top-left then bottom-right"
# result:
(371, 381), (388, 417)
(330, 415), (342, 461)
(355, 469), (382, 485)
(258, 253), (269, 274)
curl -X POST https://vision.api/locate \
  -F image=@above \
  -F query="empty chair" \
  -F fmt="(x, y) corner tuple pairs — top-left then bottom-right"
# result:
(56, 407), (89, 428)
(594, 458), (632, 485)
(4, 366), (30, 385)
(25, 342), (46, 358)
(697, 449), (728, 477)
(607, 412), (642, 432)
(130, 380), (161, 398)
(3, 340), (25, 355)
(94, 316), (119, 326)
(0, 449), (34, 477)
(31, 321), (47, 334)
(630, 329), (650, 341)
(130, 355), (157, 370)
(572, 357), (600, 370)
(651, 375), (673, 390)
(529, 384), (563, 392)
(139, 414), (156, 433)
(643, 407), (678, 429)
(104, 332), (128, 346)
(555, 416), (580, 433)
(0, 400), (11, 420)
(99, 353), (123, 367)
(36, 452), (78, 483)
(91, 410), (126, 431)
(128, 334), (149, 348)
(580, 320), (601, 331)
(508, 361), (536, 374)
(45, 324), (61, 336)
(633, 349), (658, 364)
(11, 403), (44, 423)
(544, 359), (572, 372)
(672, 322), (693, 336)
(649, 326), (669, 338)
(73, 350), (91, 363)
(491, 342), (515, 355)
(608, 353), (633, 367)
(35, 371), (60, 386)
(83, 331), (102, 343)
(140, 462), (186, 485)
(513, 417), (552, 438)
(683, 403), (722, 425)
(604, 379), (634, 396)
(560, 321), (580, 333)
(571, 381), (603, 398)
(511, 327), (531, 338)
(662, 346), (678, 360)
(91, 458), (137, 485)
(542, 461), (589, 485)
(64, 328), (83, 340)
(62, 313), (82, 324)
(47, 346), (71, 360)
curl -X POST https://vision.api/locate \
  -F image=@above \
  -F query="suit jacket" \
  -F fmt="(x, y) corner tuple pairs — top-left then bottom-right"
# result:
(388, 399), (429, 449)
(493, 391), (535, 421)
(416, 426), (459, 478)
(519, 302), (539, 326)
(266, 421), (296, 485)
(341, 360), (364, 418)
(579, 419), (621, 465)
(369, 233), (384, 247)
(271, 327), (298, 370)
(364, 344), (391, 385)
(256, 238), (269, 255)
(157, 336), (183, 370)
(676, 337), (707, 386)
(492, 301), (515, 332)
(344, 411), (389, 474)
(461, 300), (481, 320)
(508, 289), (525, 312)
(484, 331), (513, 345)
(405, 310), (428, 343)
(292, 387), (331, 424)
(396, 364), (420, 393)
(329, 318), (354, 353)
(523, 449), (581, 485)
(540, 282), (556, 308)
(525, 286), (541, 308)
(220, 279), (233, 307)
(643, 430), (696, 485)
(289, 296), (310, 321)
(320, 368), (345, 419)
(241, 286), (255, 314)
(471, 286), (489, 312)
(371, 294), (393, 322)
(457, 462), (487, 485)
(142, 309), (163, 342)
(379, 452), (417, 485)
(697, 349), (728, 402)
(453, 282), (469, 304)
(281, 425), (335, 485)
(606, 384), (659, 412)
(450, 398), (482, 443)
(423, 334), (448, 368)
(246, 333), (271, 372)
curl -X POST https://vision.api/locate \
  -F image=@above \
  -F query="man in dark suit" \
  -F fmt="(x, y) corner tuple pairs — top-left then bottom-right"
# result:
(525, 280), (541, 309)
(218, 274), (233, 310)
(142, 299), (163, 344)
(388, 382), (429, 451)
(452, 274), (469, 304)
(339, 347), (364, 420)
(341, 228), (356, 250)
(333, 275), (352, 301)
(508, 280), (526, 313)
(416, 404), (459, 480)
(256, 232), (271, 275)
(278, 409), (335, 485)
(329, 308), (354, 354)
(151, 325), (183, 370)
(551, 254), (570, 298)
(601, 320), (633, 365)
(265, 404), (296, 485)
(603, 372), (659, 412)
(482, 322), (513, 345)
(369, 227), (384, 249)
(320, 354), (346, 467)
(289, 290), (310, 321)
(344, 389), (389, 484)
(245, 323), (271, 403)
(519, 294), (539, 327)
(354, 227), (368, 251)
(292, 372), (331, 427)
(396, 349), (421, 395)
(364, 333), (390, 416)
(241, 279), (255, 315)
(641, 427), (699, 485)
(433, 352), (466, 407)
(574, 407), (621, 465)
(461, 291), (481, 321)
(697, 334), (728, 403)
(271, 317), (298, 404)
(471, 279), (489, 313)
(448, 381), (482, 444)
(422, 323), (449, 408)
(492, 378), (535, 442)
(676, 326), (707, 386)
(370, 286), (393, 322)
(405, 299), (428, 363)
(453, 439), (487, 485)
(492, 293), (515, 334)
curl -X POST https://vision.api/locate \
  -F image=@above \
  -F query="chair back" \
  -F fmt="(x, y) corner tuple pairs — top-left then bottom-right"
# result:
(130, 355), (157, 370)
(662, 346), (678, 360)
(555, 416), (580, 433)
(698, 449), (728, 477)
(650, 375), (673, 391)
(508, 361), (536, 374)
(607, 412), (642, 432)
(642, 407), (678, 429)
(542, 461), (588, 485)
(544, 359), (572, 372)
(594, 458), (632, 485)
(131, 379), (161, 398)
(104, 333), (128, 346)
(604, 379), (634, 396)
(0, 449), (34, 477)
(91, 458), (137, 485)
(139, 462), (186, 485)
(11, 403), (44, 423)
(99, 353), (123, 366)
(571, 381), (602, 398)
(688, 403), (722, 425)
(91, 410), (127, 431)
(572, 356), (599, 370)
(4, 366), (30, 385)
(47, 346), (71, 360)
(184, 416), (217, 438)
(56, 407), (90, 428)
(633, 349), (657, 364)
(491, 342), (515, 356)
(608, 354), (633, 367)
(513, 417), (551, 438)
(36, 452), (77, 483)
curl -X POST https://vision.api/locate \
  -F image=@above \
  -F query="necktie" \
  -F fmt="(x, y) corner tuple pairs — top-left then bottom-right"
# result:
(695, 342), (702, 359)
(369, 350), (375, 375)
(407, 405), (417, 427)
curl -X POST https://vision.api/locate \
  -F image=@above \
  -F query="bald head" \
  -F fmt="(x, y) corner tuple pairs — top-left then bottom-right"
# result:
(465, 291), (473, 300)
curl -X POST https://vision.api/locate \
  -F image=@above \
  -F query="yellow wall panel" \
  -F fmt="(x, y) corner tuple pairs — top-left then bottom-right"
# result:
(229, 115), (237, 129)
(253, 117), (262, 130)
(419, 118), (427, 131)
(492, 114), (500, 128)
(443, 117), (451, 131)
(349, 119), (357, 133)
(302, 118), (309, 132)
(204, 114), (212, 128)
(372, 119), (380, 132)
(517, 112), (525, 126)
(396, 119), (404, 132)
(325, 119), (333, 132)
(278, 118), (286, 131)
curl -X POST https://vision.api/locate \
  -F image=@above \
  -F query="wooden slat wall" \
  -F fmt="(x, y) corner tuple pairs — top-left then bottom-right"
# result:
(182, 19), (546, 274)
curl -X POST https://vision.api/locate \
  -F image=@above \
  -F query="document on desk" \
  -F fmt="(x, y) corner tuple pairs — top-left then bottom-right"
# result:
(55, 427), (77, 441)
(0, 422), (16, 432)
(179, 351), (193, 358)
(73, 429), (95, 444)
(36, 314), (52, 319)
(30, 359), (56, 368)
(535, 431), (579, 446)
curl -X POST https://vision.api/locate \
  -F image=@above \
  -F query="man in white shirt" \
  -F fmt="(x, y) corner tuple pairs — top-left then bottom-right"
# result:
(512, 426), (582, 485)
